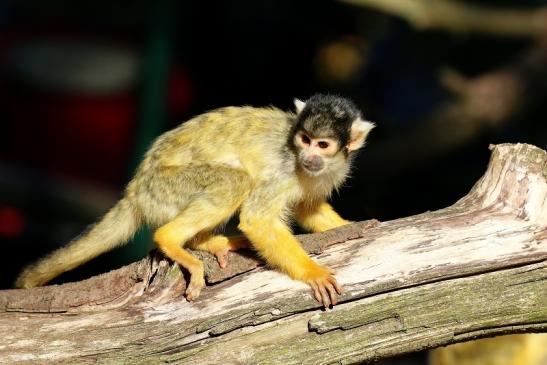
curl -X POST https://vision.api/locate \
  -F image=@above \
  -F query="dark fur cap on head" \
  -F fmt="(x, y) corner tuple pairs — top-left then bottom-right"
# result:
(294, 94), (362, 147)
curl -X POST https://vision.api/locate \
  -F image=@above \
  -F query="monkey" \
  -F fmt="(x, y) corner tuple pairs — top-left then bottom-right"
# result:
(15, 94), (374, 307)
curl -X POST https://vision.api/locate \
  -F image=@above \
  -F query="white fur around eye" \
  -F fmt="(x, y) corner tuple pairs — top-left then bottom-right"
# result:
(317, 139), (339, 156)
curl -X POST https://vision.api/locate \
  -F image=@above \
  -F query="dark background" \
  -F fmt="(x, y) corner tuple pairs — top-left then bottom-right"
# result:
(0, 3), (545, 357)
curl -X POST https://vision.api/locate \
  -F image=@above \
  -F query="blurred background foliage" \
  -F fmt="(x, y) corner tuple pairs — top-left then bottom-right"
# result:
(0, 1), (546, 363)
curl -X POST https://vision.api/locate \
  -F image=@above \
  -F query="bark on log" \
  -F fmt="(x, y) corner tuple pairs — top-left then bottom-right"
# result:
(1, 143), (546, 364)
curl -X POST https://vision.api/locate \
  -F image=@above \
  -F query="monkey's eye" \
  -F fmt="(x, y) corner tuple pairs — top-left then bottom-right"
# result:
(301, 134), (311, 145)
(318, 141), (329, 149)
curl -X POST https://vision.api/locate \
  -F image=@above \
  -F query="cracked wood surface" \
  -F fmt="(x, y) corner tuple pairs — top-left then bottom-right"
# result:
(0, 143), (545, 364)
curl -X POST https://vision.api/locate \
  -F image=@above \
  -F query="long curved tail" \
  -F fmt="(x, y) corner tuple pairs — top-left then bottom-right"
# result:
(15, 197), (141, 288)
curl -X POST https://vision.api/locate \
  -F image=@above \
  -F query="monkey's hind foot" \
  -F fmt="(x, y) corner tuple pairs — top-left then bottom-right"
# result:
(186, 275), (206, 301)
(190, 234), (252, 269)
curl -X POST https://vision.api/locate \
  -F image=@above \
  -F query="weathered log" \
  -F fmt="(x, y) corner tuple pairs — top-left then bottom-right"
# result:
(1, 143), (545, 364)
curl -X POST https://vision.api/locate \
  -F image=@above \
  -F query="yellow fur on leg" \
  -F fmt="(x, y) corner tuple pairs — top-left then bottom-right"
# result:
(188, 233), (251, 268)
(153, 179), (249, 301)
(296, 201), (351, 233)
(154, 219), (205, 301)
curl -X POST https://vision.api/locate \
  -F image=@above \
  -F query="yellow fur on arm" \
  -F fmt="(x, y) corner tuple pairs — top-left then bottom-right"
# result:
(239, 216), (323, 281)
(295, 201), (351, 233)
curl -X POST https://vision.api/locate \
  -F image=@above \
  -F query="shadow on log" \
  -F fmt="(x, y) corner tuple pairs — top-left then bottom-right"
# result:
(1, 143), (546, 364)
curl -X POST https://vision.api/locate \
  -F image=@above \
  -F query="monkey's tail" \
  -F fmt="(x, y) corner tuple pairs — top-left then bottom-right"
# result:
(15, 197), (141, 289)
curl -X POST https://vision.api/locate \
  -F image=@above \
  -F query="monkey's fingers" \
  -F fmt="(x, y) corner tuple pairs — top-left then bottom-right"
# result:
(214, 249), (229, 269)
(213, 236), (252, 268)
(310, 281), (322, 303)
(324, 281), (338, 306)
(309, 279), (338, 308)
(304, 263), (342, 307)
(317, 282), (331, 308)
(327, 275), (343, 295)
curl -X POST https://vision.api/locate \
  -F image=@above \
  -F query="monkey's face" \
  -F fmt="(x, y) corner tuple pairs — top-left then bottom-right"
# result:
(292, 95), (375, 176)
(293, 130), (343, 176)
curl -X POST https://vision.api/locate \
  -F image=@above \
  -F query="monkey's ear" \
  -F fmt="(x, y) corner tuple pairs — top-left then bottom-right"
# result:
(294, 98), (306, 114)
(347, 118), (375, 151)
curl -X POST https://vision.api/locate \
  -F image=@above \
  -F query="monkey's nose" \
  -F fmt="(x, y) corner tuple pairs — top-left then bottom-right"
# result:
(303, 155), (324, 172)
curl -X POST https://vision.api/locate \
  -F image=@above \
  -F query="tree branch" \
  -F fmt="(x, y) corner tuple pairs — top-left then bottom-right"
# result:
(340, 0), (547, 37)
(1, 143), (546, 364)
(358, 39), (547, 181)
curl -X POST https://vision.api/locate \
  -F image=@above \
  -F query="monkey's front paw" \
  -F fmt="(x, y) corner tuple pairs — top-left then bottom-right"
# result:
(185, 276), (206, 301)
(304, 265), (343, 308)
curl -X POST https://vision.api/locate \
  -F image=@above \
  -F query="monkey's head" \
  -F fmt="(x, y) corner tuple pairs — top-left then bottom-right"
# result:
(292, 94), (374, 176)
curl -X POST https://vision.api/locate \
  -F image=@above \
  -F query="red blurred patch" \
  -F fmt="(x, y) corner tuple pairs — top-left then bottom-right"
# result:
(0, 206), (25, 238)
(4, 91), (135, 186)
(168, 68), (195, 115)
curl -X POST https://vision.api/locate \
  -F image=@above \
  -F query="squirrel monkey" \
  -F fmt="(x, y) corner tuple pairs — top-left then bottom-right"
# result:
(15, 94), (374, 307)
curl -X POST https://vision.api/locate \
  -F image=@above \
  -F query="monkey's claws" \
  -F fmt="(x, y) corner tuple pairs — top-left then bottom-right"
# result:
(306, 266), (343, 308)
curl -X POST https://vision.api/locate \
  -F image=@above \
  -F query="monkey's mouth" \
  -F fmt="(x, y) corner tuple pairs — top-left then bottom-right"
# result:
(302, 163), (325, 176)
